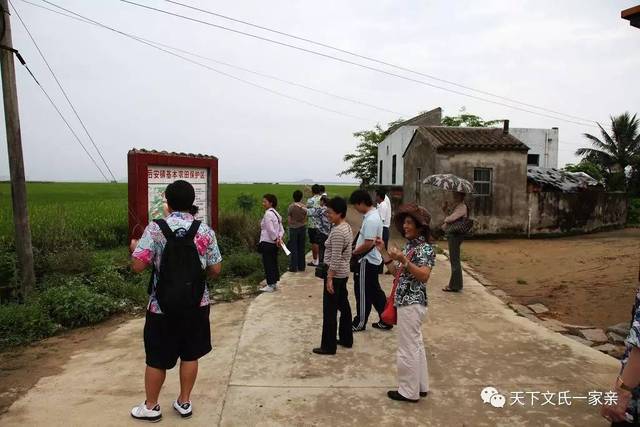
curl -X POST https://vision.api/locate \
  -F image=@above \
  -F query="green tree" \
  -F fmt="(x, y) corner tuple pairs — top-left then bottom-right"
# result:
(575, 112), (640, 192)
(442, 107), (500, 127)
(339, 118), (403, 187)
(563, 160), (604, 182)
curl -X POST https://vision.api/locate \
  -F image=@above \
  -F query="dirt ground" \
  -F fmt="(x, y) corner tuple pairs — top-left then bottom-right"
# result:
(449, 228), (640, 329)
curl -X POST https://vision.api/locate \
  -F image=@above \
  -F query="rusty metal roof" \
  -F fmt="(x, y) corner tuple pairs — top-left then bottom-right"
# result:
(527, 167), (601, 192)
(407, 126), (529, 154)
(128, 149), (218, 159)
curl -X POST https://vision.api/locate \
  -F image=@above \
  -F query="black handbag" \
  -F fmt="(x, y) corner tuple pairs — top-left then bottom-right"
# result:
(315, 263), (329, 279)
(446, 217), (474, 235)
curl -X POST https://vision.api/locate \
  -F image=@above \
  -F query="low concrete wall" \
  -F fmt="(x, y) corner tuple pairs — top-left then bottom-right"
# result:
(527, 191), (628, 235)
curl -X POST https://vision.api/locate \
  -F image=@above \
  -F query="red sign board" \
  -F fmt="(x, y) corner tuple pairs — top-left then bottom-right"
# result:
(127, 149), (219, 239)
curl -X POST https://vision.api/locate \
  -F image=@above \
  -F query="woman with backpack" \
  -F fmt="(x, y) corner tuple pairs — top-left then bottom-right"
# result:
(441, 192), (468, 292)
(259, 194), (284, 293)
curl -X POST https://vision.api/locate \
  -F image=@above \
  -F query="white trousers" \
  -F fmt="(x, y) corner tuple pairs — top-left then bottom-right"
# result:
(397, 304), (429, 400)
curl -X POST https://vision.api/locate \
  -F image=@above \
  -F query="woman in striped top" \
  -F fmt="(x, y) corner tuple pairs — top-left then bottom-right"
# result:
(313, 197), (354, 355)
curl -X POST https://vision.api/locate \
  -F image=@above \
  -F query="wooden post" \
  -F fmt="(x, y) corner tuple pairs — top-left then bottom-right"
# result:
(0, 0), (35, 297)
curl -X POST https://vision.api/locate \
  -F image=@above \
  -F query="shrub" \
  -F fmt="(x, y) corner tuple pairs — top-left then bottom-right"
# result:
(88, 265), (147, 306)
(0, 247), (17, 301)
(35, 240), (93, 277)
(0, 302), (57, 348)
(223, 252), (263, 278)
(218, 212), (261, 251)
(39, 283), (118, 328)
(236, 193), (258, 214)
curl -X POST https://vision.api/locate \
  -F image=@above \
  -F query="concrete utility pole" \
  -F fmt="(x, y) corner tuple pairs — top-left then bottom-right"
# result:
(0, 0), (35, 297)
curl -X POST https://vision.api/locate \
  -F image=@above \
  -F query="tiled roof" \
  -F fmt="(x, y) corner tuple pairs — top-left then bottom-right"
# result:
(527, 167), (602, 192)
(386, 108), (442, 135)
(413, 126), (530, 152)
(128, 149), (218, 160)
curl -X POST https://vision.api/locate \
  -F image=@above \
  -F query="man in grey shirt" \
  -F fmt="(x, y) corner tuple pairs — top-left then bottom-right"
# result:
(349, 190), (392, 332)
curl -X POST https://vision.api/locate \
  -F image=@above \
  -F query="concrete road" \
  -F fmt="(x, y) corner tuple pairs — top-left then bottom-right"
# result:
(0, 254), (619, 426)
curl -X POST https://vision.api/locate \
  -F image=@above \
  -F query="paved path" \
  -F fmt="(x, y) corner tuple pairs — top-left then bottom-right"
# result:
(0, 254), (619, 426)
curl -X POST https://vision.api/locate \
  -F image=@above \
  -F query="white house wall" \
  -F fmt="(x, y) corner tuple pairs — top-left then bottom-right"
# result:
(377, 126), (418, 186)
(509, 128), (559, 169)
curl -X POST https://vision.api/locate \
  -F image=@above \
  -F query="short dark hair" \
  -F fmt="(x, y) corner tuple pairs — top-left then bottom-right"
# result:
(293, 190), (303, 202)
(375, 188), (386, 199)
(319, 185), (326, 193)
(349, 189), (373, 206)
(327, 196), (347, 218)
(165, 180), (196, 213)
(311, 184), (321, 195)
(263, 193), (278, 208)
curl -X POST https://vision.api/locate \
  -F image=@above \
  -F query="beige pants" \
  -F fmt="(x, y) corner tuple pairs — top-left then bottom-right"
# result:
(397, 304), (429, 400)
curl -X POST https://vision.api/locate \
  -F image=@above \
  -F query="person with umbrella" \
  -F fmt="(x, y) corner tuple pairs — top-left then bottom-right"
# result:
(423, 174), (473, 293)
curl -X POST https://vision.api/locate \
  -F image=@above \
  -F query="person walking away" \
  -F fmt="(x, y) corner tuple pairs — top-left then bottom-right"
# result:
(259, 194), (284, 293)
(306, 184), (323, 266)
(441, 192), (467, 292)
(129, 180), (222, 421)
(313, 197), (353, 355)
(601, 267), (640, 426)
(376, 203), (435, 402)
(349, 189), (392, 332)
(315, 195), (331, 264)
(287, 190), (307, 272)
(375, 188), (392, 250)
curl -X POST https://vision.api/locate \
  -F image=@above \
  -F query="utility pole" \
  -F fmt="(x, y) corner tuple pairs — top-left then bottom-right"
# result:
(0, 0), (35, 297)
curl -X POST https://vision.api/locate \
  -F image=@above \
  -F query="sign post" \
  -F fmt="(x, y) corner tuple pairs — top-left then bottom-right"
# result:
(127, 149), (219, 240)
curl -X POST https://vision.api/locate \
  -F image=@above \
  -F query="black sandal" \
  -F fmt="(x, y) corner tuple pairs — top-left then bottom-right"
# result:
(442, 287), (459, 292)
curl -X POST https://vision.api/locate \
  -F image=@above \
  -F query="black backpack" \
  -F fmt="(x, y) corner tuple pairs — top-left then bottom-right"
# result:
(153, 219), (205, 315)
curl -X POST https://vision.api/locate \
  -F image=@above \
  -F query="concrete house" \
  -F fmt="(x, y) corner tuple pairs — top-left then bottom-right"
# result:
(377, 109), (560, 187)
(402, 122), (530, 234)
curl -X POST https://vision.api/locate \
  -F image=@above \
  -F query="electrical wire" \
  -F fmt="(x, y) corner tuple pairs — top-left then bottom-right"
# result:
(10, 0), (118, 182)
(119, 0), (599, 128)
(163, 0), (599, 125)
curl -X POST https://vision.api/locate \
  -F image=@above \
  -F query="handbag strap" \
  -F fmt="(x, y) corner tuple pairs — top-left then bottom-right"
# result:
(390, 248), (417, 296)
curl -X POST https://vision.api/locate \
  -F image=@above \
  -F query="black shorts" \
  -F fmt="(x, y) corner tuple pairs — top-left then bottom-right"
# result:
(144, 306), (212, 370)
(308, 228), (319, 244)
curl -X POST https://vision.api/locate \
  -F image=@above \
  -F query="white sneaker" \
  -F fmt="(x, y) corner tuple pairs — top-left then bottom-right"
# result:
(131, 401), (162, 422)
(173, 400), (193, 418)
(259, 285), (275, 293)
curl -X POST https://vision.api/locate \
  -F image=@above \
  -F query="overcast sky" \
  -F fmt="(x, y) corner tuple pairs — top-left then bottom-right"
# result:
(0, 0), (638, 183)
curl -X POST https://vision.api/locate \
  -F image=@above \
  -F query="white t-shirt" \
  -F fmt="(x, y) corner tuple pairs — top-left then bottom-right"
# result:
(356, 208), (383, 265)
(377, 195), (392, 228)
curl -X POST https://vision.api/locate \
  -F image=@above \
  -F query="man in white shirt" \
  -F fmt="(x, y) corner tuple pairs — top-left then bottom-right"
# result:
(375, 189), (392, 250)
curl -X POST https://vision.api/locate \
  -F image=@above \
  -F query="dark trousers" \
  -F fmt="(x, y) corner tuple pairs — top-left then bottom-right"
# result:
(318, 234), (328, 264)
(382, 227), (390, 249)
(447, 234), (464, 290)
(261, 242), (280, 286)
(289, 227), (306, 272)
(320, 277), (353, 352)
(352, 260), (387, 329)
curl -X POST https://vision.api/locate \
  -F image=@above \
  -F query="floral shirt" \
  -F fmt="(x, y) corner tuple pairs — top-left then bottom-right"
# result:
(132, 212), (222, 314)
(306, 195), (321, 229)
(619, 287), (640, 421)
(394, 236), (435, 307)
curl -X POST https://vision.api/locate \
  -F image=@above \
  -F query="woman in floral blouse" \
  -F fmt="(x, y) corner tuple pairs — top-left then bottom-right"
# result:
(376, 203), (435, 403)
(601, 266), (640, 425)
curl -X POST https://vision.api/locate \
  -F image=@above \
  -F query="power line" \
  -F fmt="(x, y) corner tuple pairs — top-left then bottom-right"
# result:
(18, 0), (406, 117)
(119, 0), (599, 128)
(163, 0), (598, 125)
(9, 0), (118, 182)
(34, 0), (370, 121)
(16, 58), (110, 181)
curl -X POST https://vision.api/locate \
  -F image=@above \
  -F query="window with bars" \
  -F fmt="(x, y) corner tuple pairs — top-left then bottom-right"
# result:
(474, 168), (492, 196)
